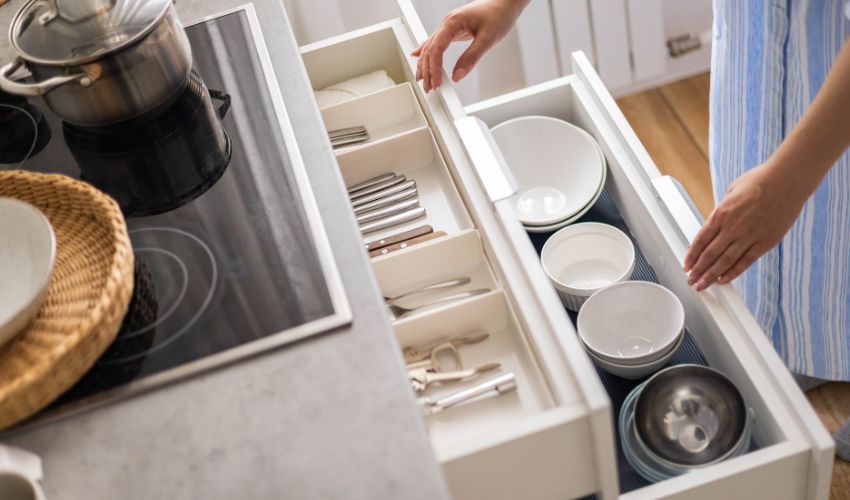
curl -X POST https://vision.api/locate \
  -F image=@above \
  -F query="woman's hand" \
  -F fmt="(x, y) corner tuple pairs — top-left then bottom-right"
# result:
(683, 161), (809, 291)
(412, 0), (529, 92)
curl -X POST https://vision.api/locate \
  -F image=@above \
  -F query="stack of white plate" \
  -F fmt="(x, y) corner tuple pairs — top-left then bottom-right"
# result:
(490, 116), (607, 233)
(577, 281), (686, 379)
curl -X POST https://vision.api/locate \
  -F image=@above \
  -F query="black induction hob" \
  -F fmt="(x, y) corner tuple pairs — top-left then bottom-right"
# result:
(0, 5), (350, 428)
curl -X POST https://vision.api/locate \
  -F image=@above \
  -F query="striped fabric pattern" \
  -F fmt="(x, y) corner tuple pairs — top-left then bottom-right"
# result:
(711, 0), (850, 380)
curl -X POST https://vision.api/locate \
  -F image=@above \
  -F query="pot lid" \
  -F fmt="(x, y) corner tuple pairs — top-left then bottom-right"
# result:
(10, 0), (174, 65)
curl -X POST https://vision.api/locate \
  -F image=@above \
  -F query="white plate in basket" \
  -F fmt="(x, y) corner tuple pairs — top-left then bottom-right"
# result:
(0, 198), (56, 347)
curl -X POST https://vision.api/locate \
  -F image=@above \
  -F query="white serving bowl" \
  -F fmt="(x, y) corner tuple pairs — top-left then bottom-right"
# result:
(541, 222), (635, 311)
(586, 333), (684, 379)
(578, 281), (685, 365)
(0, 198), (56, 347)
(491, 116), (605, 227)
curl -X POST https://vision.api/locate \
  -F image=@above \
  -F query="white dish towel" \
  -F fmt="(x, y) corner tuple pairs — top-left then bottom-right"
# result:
(314, 70), (396, 109)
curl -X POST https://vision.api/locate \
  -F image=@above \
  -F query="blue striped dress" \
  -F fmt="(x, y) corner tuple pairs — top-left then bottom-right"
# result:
(711, 0), (850, 380)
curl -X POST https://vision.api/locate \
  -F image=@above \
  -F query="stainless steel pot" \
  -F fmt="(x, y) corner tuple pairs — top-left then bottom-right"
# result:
(0, 0), (192, 126)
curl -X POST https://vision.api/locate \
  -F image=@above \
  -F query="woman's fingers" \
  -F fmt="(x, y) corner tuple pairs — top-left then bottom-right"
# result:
(686, 229), (735, 286)
(453, 36), (490, 82)
(683, 215), (721, 272)
(693, 240), (748, 291)
(425, 26), (456, 90)
(718, 245), (761, 284)
(415, 40), (426, 81)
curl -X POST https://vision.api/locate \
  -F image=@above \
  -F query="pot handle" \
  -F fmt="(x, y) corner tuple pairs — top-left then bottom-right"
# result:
(209, 89), (231, 120)
(0, 58), (90, 97)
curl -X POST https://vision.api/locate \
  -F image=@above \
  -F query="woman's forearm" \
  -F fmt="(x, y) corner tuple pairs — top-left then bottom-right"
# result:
(768, 37), (850, 195)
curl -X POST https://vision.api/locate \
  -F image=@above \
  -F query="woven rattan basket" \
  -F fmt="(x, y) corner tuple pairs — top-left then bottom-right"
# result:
(0, 170), (134, 430)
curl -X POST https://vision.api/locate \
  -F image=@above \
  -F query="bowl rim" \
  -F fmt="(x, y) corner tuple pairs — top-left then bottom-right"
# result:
(585, 331), (684, 370)
(541, 222), (636, 295)
(492, 115), (606, 226)
(585, 327), (685, 366)
(632, 363), (750, 468)
(577, 280), (685, 360)
(0, 197), (57, 332)
(523, 139), (607, 232)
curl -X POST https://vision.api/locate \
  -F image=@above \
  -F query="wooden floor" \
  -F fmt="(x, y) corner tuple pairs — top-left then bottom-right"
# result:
(617, 73), (850, 499)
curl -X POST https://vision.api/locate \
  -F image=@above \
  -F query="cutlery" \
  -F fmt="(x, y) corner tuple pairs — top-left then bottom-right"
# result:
(387, 288), (490, 319)
(384, 277), (471, 305)
(417, 373), (517, 415)
(356, 198), (419, 225)
(350, 175), (406, 200)
(347, 173), (396, 194)
(403, 333), (490, 370)
(332, 133), (369, 149)
(360, 206), (425, 235)
(329, 126), (367, 139)
(368, 231), (445, 258)
(353, 186), (417, 215)
(408, 362), (501, 392)
(364, 225), (433, 252)
(352, 180), (416, 208)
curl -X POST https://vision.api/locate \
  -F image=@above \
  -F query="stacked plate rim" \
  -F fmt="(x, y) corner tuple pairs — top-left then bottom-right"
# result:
(489, 116), (607, 233)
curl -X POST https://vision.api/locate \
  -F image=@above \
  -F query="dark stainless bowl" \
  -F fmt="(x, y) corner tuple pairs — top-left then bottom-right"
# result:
(633, 364), (748, 466)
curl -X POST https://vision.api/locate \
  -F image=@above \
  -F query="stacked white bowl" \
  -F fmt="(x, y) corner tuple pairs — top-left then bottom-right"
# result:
(490, 116), (606, 233)
(577, 281), (685, 379)
(541, 222), (636, 311)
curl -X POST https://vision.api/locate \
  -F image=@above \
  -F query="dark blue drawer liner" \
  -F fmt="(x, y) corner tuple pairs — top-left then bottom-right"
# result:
(526, 189), (758, 495)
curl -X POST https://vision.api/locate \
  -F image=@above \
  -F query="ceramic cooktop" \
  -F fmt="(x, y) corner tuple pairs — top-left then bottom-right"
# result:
(0, 6), (350, 427)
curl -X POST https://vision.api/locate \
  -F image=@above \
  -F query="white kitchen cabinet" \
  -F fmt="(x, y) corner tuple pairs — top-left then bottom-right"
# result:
(298, 1), (834, 497)
(551, 0), (595, 70)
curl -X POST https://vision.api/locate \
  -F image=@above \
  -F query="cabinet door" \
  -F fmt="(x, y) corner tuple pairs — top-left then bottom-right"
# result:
(550, 0), (595, 72)
(626, 0), (667, 82)
(587, 0), (632, 91)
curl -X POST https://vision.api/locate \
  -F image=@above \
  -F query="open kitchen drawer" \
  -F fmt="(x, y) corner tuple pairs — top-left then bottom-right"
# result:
(297, 2), (834, 499)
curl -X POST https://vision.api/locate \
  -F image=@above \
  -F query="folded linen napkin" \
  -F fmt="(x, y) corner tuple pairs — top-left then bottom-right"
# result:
(314, 70), (396, 109)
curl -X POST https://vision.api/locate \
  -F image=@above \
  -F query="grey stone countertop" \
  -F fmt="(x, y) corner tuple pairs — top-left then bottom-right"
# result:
(0, 1), (449, 499)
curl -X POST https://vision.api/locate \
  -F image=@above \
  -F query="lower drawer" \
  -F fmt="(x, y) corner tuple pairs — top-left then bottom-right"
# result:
(465, 66), (832, 499)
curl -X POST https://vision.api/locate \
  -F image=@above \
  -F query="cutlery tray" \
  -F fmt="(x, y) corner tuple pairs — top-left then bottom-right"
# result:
(320, 83), (428, 152)
(336, 126), (472, 242)
(527, 188), (762, 494)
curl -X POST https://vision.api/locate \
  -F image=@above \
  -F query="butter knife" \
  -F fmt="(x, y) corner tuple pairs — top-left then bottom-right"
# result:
(350, 175), (406, 201)
(353, 186), (417, 216)
(347, 173), (396, 194)
(357, 198), (420, 225)
(352, 180), (416, 208)
(360, 207), (426, 235)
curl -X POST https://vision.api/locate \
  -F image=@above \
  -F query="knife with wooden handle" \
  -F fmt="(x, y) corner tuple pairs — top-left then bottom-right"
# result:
(364, 225), (433, 252)
(369, 231), (447, 258)
(360, 207), (426, 235)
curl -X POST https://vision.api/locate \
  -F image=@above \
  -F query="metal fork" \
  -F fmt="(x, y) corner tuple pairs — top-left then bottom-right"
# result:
(384, 277), (471, 306)
(387, 289), (490, 319)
